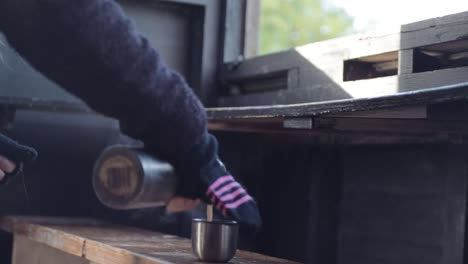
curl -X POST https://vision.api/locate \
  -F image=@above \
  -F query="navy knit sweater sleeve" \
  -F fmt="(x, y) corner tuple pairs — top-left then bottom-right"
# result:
(0, 0), (207, 163)
(0, 0), (262, 227)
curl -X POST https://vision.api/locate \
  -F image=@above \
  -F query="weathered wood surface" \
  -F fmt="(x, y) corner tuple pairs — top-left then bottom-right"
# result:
(12, 235), (89, 264)
(208, 81), (468, 120)
(0, 216), (298, 264)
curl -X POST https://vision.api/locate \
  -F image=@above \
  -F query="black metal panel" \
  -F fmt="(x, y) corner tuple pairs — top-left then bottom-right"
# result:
(0, 0), (245, 106)
(210, 133), (468, 264)
(339, 145), (466, 264)
(0, 110), (122, 216)
(214, 133), (319, 262)
(119, 0), (204, 79)
(212, 133), (345, 263)
(0, 33), (79, 102)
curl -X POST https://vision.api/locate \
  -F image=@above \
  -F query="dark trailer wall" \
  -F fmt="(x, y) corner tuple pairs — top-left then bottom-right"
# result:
(1, 2), (468, 264)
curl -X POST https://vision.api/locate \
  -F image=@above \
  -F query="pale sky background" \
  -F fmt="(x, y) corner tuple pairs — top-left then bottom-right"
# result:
(329, 0), (468, 32)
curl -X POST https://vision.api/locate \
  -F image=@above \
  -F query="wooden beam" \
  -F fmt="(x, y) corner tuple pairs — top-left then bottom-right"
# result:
(12, 235), (89, 264)
(324, 106), (427, 119)
(1, 216), (298, 264)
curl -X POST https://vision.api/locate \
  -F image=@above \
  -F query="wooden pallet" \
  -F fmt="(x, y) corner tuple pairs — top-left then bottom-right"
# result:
(215, 11), (468, 109)
(206, 11), (468, 137)
(0, 216), (298, 264)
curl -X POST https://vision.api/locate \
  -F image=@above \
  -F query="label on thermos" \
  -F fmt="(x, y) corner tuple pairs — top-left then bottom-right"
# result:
(98, 155), (139, 199)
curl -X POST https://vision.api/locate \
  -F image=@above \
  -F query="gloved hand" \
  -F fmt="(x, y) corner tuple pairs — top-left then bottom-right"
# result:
(0, 155), (16, 182)
(172, 132), (262, 228)
(0, 133), (37, 185)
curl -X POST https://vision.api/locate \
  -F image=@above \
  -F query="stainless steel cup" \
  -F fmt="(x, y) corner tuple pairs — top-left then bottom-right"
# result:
(191, 219), (239, 262)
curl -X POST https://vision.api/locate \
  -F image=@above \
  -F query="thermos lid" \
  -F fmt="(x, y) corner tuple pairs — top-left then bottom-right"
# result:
(93, 146), (145, 209)
(93, 145), (177, 210)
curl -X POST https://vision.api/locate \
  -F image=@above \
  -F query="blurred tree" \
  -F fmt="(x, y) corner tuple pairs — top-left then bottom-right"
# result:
(259, 0), (354, 54)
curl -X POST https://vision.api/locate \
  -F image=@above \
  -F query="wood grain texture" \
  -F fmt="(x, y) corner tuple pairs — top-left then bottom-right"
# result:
(12, 235), (90, 264)
(208, 81), (468, 120)
(0, 216), (298, 264)
(312, 117), (468, 135)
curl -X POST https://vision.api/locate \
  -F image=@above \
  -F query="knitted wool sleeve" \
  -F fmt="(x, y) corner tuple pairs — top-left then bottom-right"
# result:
(0, 0), (207, 163)
(0, 0), (262, 226)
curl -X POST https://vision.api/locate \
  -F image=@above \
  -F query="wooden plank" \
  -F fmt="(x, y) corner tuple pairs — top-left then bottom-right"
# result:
(0, 217), (89, 257)
(428, 101), (468, 121)
(0, 216), (298, 264)
(324, 106), (427, 119)
(398, 49), (413, 74)
(221, 32), (399, 84)
(12, 235), (89, 264)
(398, 67), (468, 93)
(401, 11), (468, 48)
(402, 11), (468, 32)
(219, 64), (468, 107)
(208, 82), (468, 120)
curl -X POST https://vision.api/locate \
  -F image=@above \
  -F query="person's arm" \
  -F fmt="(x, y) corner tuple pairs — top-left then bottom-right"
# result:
(0, 0), (261, 227)
(0, 0), (205, 163)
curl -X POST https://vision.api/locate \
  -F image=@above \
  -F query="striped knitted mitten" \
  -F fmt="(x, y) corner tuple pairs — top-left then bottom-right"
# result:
(175, 133), (261, 227)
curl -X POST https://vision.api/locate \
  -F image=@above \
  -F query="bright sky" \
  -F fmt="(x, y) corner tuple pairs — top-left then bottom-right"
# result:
(329, 0), (468, 32)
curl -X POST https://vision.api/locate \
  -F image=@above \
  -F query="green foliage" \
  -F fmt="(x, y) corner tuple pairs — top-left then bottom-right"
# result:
(259, 0), (354, 54)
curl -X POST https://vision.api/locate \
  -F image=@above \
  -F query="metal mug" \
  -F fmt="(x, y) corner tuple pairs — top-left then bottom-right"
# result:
(191, 219), (239, 262)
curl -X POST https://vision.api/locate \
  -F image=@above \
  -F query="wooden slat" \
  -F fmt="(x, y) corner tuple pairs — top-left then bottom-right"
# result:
(208, 82), (468, 120)
(218, 65), (468, 107)
(400, 11), (468, 48)
(12, 235), (89, 264)
(0, 216), (298, 264)
(209, 116), (468, 137)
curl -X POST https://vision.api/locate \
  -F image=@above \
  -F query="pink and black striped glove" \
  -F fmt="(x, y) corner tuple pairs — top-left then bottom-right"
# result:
(175, 133), (261, 228)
